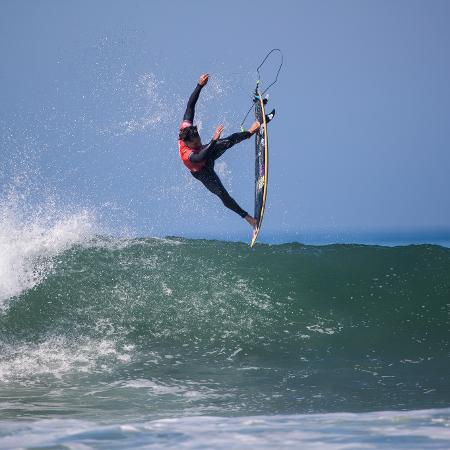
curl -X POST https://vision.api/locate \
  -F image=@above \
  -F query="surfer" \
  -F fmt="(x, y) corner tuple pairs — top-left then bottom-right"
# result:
(178, 74), (271, 229)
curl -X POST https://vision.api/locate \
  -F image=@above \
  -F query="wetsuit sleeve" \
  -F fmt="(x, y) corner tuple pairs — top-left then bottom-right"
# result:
(188, 139), (217, 163)
(183, 84), (203, 123)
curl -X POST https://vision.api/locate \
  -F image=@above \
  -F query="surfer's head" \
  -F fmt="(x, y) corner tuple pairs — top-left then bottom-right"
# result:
(179, 125), (201, 148)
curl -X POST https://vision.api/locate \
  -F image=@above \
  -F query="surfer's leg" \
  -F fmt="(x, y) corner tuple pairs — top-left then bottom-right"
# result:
(211, 131), (252, 161)
(192, 169), (248, 218)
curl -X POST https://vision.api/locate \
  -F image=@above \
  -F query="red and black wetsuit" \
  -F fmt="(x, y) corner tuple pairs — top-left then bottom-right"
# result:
(178, 83), (252, 218)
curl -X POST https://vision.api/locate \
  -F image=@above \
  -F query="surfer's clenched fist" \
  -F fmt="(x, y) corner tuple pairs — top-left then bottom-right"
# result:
(198, 74), (209, 86)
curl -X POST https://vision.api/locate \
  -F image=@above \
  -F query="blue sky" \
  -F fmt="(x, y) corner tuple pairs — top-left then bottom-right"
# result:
(1, 0), (449, 241)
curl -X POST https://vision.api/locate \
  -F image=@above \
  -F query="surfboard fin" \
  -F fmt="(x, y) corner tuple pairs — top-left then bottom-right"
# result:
(265, 109), (275, 123)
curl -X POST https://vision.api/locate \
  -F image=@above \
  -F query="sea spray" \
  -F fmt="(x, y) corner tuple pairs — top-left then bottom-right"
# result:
(0, 194), (96, 307)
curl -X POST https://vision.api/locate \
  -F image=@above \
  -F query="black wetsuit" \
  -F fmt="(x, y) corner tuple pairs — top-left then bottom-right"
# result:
(182, 84), (251, 218)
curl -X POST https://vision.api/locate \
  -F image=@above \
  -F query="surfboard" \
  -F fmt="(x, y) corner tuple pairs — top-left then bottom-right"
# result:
(250, 90), (269, 247)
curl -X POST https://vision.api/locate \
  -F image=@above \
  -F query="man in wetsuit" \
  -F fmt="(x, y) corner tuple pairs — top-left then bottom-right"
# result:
(178, 74), (264, 229)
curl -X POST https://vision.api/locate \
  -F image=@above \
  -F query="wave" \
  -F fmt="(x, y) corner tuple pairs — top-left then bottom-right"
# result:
(1, 235), (449, 416)
(0, 194), (96, 307)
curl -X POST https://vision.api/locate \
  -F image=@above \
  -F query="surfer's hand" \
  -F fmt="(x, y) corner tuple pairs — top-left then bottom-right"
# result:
(213, 124), (224, 140)
(198, 74), (209, 86)
(248, 120), (260, 134)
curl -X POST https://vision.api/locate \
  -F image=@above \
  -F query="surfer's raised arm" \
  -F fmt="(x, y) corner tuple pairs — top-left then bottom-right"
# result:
(182, 74), (209, 125)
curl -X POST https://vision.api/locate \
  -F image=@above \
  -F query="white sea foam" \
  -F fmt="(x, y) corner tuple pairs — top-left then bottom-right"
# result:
(0, 408), (449, 449)
(0, 195), (96, 307)
(0, 336), (133, 383)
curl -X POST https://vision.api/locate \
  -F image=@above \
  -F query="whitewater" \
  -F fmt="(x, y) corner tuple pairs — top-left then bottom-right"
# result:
(0, 201), (449, 449)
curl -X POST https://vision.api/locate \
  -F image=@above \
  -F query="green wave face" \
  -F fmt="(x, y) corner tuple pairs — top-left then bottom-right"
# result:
(1, 238), (449, 420)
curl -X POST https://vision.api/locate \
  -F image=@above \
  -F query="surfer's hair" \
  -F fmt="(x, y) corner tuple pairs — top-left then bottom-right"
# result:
(179, 125), (199, 142)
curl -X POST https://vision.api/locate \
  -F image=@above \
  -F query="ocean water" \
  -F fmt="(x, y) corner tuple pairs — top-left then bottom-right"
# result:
(1, 213), (450, 449)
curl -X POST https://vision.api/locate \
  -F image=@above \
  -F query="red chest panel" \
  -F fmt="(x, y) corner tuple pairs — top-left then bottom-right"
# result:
(178, 121), (205, 172)
(178, 140), (206, 172)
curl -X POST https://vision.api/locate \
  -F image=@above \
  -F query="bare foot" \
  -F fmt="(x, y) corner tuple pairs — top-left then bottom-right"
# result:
(248, 120), (260, 134)
(244, 214), (257, 229)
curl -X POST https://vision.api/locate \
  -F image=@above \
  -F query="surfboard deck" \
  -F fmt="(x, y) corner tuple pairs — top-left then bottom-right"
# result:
(250, 91), (269, 247)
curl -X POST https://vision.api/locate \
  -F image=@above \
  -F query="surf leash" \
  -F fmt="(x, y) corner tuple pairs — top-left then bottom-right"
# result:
(240, 48), (284, 131)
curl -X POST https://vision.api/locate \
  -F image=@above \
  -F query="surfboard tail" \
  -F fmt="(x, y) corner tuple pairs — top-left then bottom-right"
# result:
(250, 227), (259, 248)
